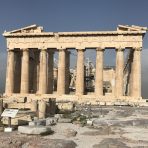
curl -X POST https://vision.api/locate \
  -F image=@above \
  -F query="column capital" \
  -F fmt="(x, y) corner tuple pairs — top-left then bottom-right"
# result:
(133, 47), (142, 51)
(76, 49), (85, 52)
(58, 48), (66, 52)
(115, 47), (125, 52)
(40, 49), (47, 52)
(7, 48), (14, 52)
(96, 47), (105, 51)
(22, 48), (29, 52)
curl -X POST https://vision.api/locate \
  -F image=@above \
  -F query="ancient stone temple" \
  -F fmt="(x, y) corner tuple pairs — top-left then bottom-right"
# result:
(3, 24), (147, 103)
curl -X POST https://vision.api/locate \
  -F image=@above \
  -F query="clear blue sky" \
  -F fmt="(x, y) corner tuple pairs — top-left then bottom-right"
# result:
(0, 0), (148, 97)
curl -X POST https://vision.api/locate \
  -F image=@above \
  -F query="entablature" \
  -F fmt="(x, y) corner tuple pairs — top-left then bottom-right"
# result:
(3, 24), (147, 50)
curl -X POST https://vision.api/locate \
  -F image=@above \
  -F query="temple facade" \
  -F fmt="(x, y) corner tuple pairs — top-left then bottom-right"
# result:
(3, 24), (147, 102)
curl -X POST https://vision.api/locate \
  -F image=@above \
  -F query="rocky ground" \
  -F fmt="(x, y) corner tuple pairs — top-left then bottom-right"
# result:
(1, 106), (148, 148)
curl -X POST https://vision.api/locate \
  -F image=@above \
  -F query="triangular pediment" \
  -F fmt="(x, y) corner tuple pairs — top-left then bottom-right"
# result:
(4, 24), (43, 34)
(117, 25), (147, 31)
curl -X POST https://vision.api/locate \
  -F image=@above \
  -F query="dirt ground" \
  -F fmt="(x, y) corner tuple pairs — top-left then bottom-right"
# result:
(1, 106), (148, 148)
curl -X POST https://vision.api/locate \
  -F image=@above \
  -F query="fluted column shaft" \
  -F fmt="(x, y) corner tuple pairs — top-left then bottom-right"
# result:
(76, 49), (85, 95)
(95, 47), (104, 96)
(20, 49), (29, 93)
(39, 49), (48, 94)
(130, 48), (141, 98)
(5, 49), (15, 95)
(47, 50), (54, 94)
(57, 49), (66, 95)
(115, 47), (124, 97)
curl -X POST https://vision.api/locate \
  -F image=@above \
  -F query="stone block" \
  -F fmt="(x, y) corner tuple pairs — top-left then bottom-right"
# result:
(46, 117), (57, 126)
(114, 102), (121, 106)
(87, 120), (93, 126)
(29, 119), (46, 126)
(18, 125), (52, 135)
(57, 102), (74, 112)
(99, 102), (106, 106)
(54, 114), (63, 119)
(16, 97), (27, 103)
(58, 118), (72, 123)
(7, 102), (32, 109)
(106, 101), (114, 106)
(114, 100), (129, 106)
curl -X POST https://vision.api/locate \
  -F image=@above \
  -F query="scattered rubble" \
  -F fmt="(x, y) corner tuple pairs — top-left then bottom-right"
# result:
(1, 104), (148, 147)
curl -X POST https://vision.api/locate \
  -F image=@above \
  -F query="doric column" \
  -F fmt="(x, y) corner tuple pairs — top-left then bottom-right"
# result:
(130, 47), (142, 98)
(57, 49), (66, 95)
(115, 47), (124, 97)
(95, 47), (104, 96)
(76, 49), (85, 95)
(20, 49), (29, 94)
(38, 49), (48, 94)
(65, 51), (70, 94)
(47, 50), (54, 94)
(5, 49), (15, 95)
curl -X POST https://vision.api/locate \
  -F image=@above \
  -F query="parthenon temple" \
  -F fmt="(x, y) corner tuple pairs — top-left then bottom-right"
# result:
(3, 24), (147, 103)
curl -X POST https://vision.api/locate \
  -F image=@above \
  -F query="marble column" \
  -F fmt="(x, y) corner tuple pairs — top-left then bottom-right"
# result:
(130, 47), (141, 98)
(57, 49), (66, 95)
(115, 47), (124, 97)
(95, 47), (104, 96)
(47, 50), (54, 94)
(39, 49), (48, 94)
(76, 49), (85, 95)
(65, 51), (70, 94)
(5, 49), (15, 95)
(20, 49), (29, 94)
